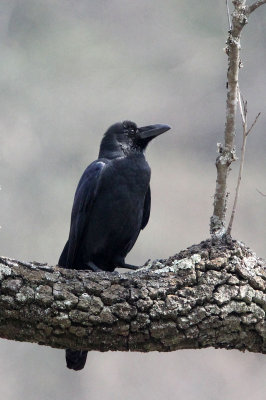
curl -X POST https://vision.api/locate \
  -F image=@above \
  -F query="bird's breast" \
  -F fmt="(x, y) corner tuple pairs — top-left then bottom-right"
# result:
(107, 155), (150, 195)
(92, 156), (150, 228)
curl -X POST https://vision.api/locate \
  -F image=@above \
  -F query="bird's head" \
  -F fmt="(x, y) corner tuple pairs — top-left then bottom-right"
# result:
(98, 120), (171, 159)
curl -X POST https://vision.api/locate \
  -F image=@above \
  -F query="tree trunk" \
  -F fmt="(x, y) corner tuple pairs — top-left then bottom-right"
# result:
(0, 239), (265, 354)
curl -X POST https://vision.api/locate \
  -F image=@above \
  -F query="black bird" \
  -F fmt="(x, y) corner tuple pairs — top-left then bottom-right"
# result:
(58, 120), (171, 370)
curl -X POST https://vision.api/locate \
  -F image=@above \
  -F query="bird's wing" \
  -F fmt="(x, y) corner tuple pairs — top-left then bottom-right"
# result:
(141, 185), (151, 230)
(66, 160), (107, 268)
(58, 240), (69, 267)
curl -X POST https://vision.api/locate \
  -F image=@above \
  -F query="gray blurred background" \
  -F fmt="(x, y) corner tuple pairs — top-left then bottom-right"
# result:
(0, 1), (265, 399)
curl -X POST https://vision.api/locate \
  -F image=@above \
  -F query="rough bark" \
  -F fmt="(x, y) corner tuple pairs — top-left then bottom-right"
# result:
(210, 0), (266, 237)
(0, 240), (265, 354)
(210, 1), (247, 237)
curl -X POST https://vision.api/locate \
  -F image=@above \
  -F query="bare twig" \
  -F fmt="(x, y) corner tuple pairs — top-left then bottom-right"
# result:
(238, 90), (247, 125)
(256, 188), (266, 197)
(227, 90), (261, 235)
(227, 90), (247, 235)
(246, 112), (261, 135)
(226, 0), (232, 30)
(247, 0), (266, 14)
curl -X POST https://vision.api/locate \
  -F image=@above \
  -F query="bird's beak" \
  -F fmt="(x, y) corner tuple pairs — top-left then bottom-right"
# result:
(138, 124), (171, 140)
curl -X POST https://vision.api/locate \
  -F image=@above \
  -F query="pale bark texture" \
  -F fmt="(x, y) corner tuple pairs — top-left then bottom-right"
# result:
(247, 0), (266, 14)
(211, 1), (246, 237)
(0, 240), (265, 354)
(210, 0), (266, 237)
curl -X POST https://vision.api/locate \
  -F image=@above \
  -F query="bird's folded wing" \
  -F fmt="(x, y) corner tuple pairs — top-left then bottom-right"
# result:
(141, 185), (151, 230)
(66, 160), (107, 268)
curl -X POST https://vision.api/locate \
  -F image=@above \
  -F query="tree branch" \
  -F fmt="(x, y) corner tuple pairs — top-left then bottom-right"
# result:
(211, 1), (248, 238)
(0, 240), (265, 354)
(210, 0), (266, 238)
(226, 0), (232, 30)
(256, 189), (266, 197)
(227, 92), (261, 236)
(247, 0), (266, 14)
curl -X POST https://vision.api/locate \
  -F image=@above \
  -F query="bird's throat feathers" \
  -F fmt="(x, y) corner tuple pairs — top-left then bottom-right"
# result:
(98, 131), (144, 160)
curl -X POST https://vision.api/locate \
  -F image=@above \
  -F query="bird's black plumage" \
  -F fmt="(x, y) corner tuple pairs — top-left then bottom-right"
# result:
(58, 120), (170, 371)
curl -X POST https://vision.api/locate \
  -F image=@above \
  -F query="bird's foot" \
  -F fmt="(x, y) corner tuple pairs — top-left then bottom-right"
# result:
(117, 263), (140, 270)
(86, 262), (102, 272)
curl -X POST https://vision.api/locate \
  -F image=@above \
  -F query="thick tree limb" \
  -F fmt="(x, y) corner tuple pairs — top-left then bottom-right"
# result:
(0, 240), (265, 354)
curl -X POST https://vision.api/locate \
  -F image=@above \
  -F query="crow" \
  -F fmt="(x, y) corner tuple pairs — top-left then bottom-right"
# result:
(58, 120), (171, 370)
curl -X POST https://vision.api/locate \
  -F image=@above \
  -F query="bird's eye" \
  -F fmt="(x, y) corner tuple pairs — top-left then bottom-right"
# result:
(122, 121), (137, 136)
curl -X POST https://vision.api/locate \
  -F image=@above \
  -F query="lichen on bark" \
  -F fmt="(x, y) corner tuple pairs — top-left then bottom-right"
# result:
(0, 239), (265, 354)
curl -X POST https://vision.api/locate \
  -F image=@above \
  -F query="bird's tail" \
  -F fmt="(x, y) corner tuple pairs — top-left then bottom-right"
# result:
(66, 349), (88, 371)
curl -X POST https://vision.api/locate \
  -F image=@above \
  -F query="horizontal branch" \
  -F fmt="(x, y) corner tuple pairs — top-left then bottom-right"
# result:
(0, 240), (265, 354)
